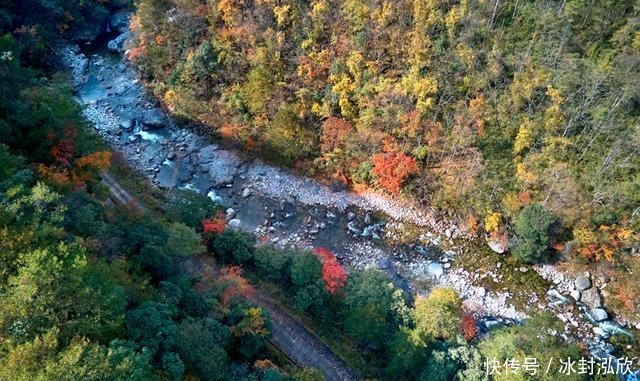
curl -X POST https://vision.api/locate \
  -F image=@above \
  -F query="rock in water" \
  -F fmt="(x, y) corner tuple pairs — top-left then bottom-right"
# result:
(574, 275), (591, 291)
(141, 108), (166, 129)
(241, 188), (252, 198)
(589, 308), (608, 322)
(570, 289), (581, 301)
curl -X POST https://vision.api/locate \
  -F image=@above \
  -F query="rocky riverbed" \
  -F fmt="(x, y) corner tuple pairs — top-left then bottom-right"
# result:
(59, 15), (637, 376)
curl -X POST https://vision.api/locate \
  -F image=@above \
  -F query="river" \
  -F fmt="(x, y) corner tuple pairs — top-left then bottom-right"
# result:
(58, 25), (638, 374)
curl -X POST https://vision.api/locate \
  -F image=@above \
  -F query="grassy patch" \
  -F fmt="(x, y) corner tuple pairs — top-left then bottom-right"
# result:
(454, 238), (550, 311)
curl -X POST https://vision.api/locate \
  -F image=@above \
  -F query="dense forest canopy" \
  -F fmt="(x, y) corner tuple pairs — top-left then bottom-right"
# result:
(0, 0), (638, 380)
(131, 0), (639, 318)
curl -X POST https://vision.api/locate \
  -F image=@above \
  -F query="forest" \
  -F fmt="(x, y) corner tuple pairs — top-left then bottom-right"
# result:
(0, 0), (637, 380)
(130, 0), (639, 321)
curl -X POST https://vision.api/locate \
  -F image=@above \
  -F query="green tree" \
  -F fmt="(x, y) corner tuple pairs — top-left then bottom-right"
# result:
(412, 287), (462, 343)
(211, 229), (255, 264)
(165, 189), (220, 228)
(479, 313), (584, 381)
(342, 269), (397, 349)
(290, 250), (328, 312)
(253, 245), (291, 284)
(0, 242), (125, 343)
(175, 317), (230, 381)
(125, 302), (177, 357)
(513, 204), (557, 262)
(266, 104), (317, 165)
(0, 329), (156, 381)
(164, 222), (204, 257)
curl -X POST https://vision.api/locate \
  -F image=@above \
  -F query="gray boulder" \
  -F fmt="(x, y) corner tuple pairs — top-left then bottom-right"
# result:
(487, 237), (508, 254)
(60, 47), (88, 90)
(228, 219), (242, 229)
(141, 108), (166, 129)
(575, 275), (591, 291)
(581, 286), (602, 309)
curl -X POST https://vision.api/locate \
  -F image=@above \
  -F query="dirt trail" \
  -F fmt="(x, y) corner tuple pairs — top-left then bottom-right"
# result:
(101, 170), (145, 211)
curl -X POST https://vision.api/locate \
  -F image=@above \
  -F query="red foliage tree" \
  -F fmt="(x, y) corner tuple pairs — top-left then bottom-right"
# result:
(461, 311), (478, 341)
(49, 127), (77, 167)
(372, 150), (418, 194)
(313, 247), (348, 295)
(202, 211), (227, 234)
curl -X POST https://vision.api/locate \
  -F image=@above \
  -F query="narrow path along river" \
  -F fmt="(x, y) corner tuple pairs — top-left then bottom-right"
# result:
(59, 30), (638, 371)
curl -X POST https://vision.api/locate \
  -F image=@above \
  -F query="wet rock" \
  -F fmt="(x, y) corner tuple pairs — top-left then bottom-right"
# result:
(347, 221), (361, 234)
(200, 150), (242, 186)
(593, 327), (610, 339)
(107, 31), (132, 53)
(361, 223), (382, 239)
(226, 208), (236, 220)
(156, 164), (178, 188)
(364, 212), (372, 224)
(119, 119), (134, 132)
(242, 188), (252, 198)
(207, 191), (222, 204)
(197, 144), (219, 163)
(60, 47), (88, 90)
(485, 320), (500, 329)
(166, 151), (176, 161)
(228, 219), (241, 229)
(427, 262), (444, 278)
(377, 257), (394, 271)
(589, 308), (608, 322)
(347, 212), (356, 221)
(141, 108), (166, 129)
(110, 11), (131, 34)
(575, 276), (591, 291)
(127, 134), (139, 143)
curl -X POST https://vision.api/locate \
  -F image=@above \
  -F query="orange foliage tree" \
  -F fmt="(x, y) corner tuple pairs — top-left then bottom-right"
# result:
(71, 151), (112, 186)
(320, 117), (353, 154)
(217, 266), (255, 307)
(372, 148), (418, 194)
(313, 247), (348, 294)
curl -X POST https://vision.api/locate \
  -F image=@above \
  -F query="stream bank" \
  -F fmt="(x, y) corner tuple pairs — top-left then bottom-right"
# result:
(58, 16), (638, 374)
